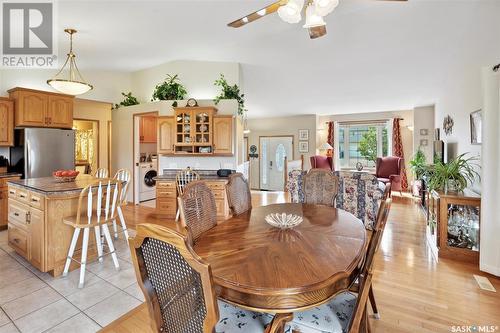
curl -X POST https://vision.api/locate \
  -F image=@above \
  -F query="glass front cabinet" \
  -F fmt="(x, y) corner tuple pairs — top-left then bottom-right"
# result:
(174, 107), (215, 154)
(430, 190), (481, 264)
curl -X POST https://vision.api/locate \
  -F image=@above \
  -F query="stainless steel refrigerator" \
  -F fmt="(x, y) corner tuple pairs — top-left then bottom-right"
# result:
(10, 128), (75, 179)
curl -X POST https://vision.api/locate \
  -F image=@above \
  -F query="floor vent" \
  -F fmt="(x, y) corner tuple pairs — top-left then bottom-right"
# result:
(474, 275), (497, 292)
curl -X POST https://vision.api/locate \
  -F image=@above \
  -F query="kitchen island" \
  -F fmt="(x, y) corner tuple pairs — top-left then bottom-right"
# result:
(7, 175), (110, 276)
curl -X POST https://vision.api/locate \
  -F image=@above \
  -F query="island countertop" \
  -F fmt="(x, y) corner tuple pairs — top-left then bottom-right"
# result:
(8, 174), (112, 195)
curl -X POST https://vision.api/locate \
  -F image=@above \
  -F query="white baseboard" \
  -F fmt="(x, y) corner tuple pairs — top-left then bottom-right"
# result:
(480, 263), (500, 277)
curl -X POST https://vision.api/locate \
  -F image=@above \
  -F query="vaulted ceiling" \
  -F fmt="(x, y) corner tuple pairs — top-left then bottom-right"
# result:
(56, 0), (500, 117)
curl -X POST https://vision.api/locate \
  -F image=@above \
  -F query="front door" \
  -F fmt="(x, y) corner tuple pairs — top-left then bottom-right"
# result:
(260, 137), (293, 191)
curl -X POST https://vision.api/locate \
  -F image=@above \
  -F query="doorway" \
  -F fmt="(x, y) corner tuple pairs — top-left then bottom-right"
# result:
(73, 119), (99, 175)
(259, 136), (293, 191)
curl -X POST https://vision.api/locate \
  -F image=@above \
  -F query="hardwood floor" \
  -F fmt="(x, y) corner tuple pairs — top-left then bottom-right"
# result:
(117, 192), (500, 333)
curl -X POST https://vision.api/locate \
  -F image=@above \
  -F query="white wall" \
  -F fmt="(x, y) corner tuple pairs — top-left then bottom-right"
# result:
(246, 115), (317, 190)
(480, 66), (500, 277)
(131, 60), (240, 103)
(413, 105), (435, 163)
(0, 69), (131, 103)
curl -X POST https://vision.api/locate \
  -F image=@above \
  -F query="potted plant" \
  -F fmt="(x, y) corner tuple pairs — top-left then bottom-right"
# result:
(113, 92), (139, 109)
(151, 74), (187, 105)
(428, 153), (480, 193)
(409, 148), (428, 197)
(213, 74), (246, 116)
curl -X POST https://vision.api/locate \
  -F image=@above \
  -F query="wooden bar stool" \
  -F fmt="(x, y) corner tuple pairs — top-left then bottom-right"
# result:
(175, 168), (199, 221)
(94, 167), (109, 179)
(62, 181), (121, 288)
(112, 169), (131, 239)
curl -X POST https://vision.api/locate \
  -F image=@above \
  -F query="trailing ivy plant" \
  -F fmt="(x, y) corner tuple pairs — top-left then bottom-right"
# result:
(428, 153), (480, 192)
(213, 74), (246, 116)
(113, 92), (139, 109)
(151, 74), (187, 101)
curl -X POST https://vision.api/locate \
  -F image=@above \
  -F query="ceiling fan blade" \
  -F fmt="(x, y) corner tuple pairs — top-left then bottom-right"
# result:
(309, 26), (327, 39)
(228, 0), (287, 28)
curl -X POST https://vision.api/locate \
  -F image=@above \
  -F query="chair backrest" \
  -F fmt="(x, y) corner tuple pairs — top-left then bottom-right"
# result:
(335, 171), (384, 230)
(226, 173), (252, 216)
(303, 169), (339, 206)
(176, 168), (200, 195)
(286, 169), (307, 203)
(113, 169), (131, 205)
(94, 167), (109, 179)
(310, 155), (333, 170)
(129, 223), (219, 333)
(375, 156), (402, 178)
(346, 198), (391, 333)
(178, 181), (217, 242)
(74, 180), (121, 227)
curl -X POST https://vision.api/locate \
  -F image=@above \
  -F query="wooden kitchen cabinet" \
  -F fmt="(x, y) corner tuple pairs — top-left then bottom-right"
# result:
(0, 98), (14, 146)
(8, 87), (74, 129)
(140, 116), (157, 143)
(157, 116), (175, 154)
(28, 207), (44, 270)
(213, 116), (233, 155)
(174, 107), (215, 154)
(0, 176), (20, 230)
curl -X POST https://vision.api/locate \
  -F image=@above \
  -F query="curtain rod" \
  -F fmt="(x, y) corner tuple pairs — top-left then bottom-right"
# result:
(337, 119), (392, 125)
(494, 64), (500, 72)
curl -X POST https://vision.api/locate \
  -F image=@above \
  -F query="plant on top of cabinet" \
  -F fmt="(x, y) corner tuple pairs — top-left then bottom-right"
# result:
(113, 92), (139, 109)
(428, 153), (480, 193)
(213, 74), (246, 116)
(151, 74), (187, 104)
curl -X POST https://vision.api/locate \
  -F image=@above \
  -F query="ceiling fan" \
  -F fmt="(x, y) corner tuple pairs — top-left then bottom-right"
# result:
(228, 0), (407, 39)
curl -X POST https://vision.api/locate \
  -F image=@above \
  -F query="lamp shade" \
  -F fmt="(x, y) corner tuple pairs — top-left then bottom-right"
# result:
(319, 142), (334, 150)
(303, 4), (326, 28)
(314, 0), (339, 16)
(277, 0), (304, 24)
(47, 79), (93, 95)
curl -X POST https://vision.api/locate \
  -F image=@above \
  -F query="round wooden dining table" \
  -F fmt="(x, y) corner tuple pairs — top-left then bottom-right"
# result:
(193, 203), (367, 317)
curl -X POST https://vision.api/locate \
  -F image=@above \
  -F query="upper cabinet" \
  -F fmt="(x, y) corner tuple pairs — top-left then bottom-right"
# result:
(140, 116), (157, 143)
(157, 116), (175, 154)
(213, 116), (233, 155)
(0, 98), (14, 146)
(8, 87), (74, 129)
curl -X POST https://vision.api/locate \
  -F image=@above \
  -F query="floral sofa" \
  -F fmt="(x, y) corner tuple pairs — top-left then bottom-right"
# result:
(287, 170), (385, 230)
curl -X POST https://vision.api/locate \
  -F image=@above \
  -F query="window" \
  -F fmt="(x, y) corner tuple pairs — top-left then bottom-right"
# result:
(338, 122), (390, 169)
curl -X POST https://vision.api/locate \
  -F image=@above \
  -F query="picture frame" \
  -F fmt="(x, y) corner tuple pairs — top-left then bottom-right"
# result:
(419, 129), (429, 136)
(298, 129), (309, 140)
(470, 109), (482, 145)
(298, 141), (309, 153)
(419, 139), (428, 147)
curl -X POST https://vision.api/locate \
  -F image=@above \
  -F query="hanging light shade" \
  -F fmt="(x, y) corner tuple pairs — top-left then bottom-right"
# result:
(314, 0), (339, 16)
(277, 0), (304, 24)
(47, 29), (93, 95)
(303, 4), (326, 28)
(243, 114), (251, 134)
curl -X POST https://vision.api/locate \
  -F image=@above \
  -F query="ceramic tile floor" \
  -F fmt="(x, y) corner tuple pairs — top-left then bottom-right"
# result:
(0, 230), (144, 333)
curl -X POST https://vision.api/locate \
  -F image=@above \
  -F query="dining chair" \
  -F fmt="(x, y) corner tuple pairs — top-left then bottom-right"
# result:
(286, 200), (389, 333)
(112, 169), (131, 239)
(303, 168), (339, 206)
(178, 181), (217, 242)
(94, 167), (109, 179)
(175, 168), (200, 221)
(62, 181), (121, 288)
(225, 172), (252, 216)
(129, 223), (272, 333)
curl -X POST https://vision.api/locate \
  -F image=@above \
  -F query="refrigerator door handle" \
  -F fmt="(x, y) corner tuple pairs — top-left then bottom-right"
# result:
(25, 140), (30, 179)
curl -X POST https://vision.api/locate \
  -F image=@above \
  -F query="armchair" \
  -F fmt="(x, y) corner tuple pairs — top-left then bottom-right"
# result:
(310, 155), (333, 170)
(375, 156), (403, 196)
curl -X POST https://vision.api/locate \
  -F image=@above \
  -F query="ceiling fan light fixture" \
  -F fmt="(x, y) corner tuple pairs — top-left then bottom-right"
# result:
(257, 9), (267, 16)
(303, 4), (326, 28)
(314, 0), (339, 16)
(277, 0), (304, 24)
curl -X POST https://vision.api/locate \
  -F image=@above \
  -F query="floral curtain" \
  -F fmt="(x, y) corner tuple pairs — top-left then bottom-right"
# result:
(392, 118), (408, 191)
(327, 121), (334, 158)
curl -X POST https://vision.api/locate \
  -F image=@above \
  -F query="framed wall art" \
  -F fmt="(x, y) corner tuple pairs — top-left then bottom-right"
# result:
(470, 110), (482, 145)
(298, 129), (309, 140)
(298, 141), (309, 153)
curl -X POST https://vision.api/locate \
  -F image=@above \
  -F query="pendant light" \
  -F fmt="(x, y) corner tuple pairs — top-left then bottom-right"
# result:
(243, 114), (251, 134)
(47, 29), (93, 95)
(303, 3), (326, 29)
